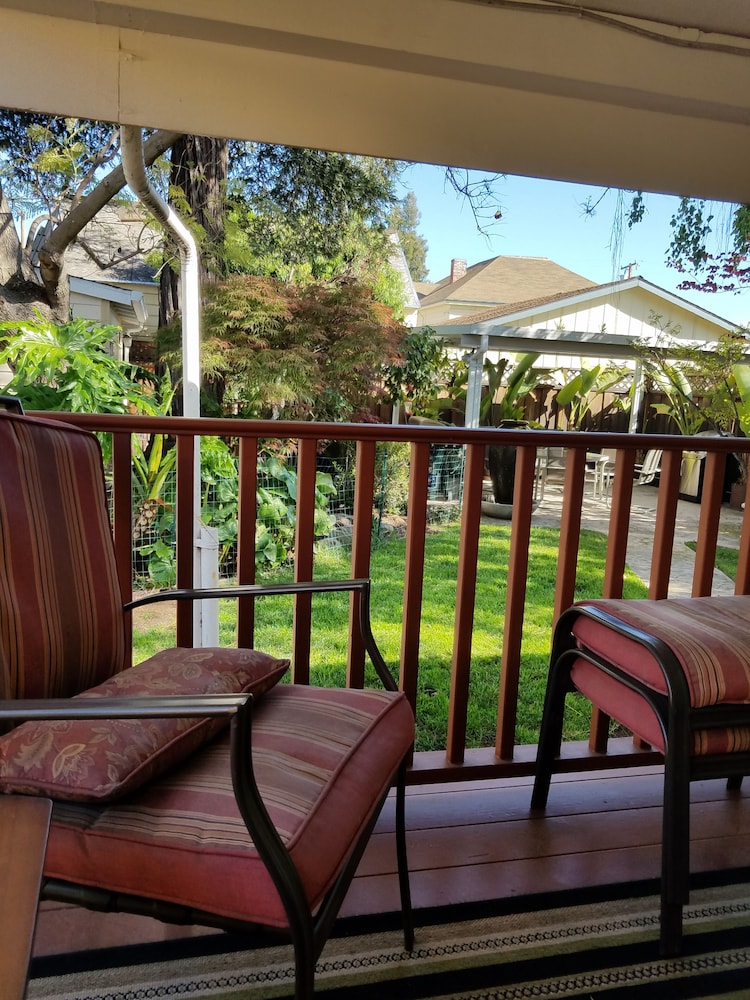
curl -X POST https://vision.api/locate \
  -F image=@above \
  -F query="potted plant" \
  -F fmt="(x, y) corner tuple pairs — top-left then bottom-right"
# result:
(482, 353), (541, 508)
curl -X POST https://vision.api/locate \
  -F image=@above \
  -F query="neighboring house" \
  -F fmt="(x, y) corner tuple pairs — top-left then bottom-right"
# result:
(69, 276), (147, 352)
(425, 265), (739, 430)
(439, 273), (738, 362)
(0, 204), (161, 387)
(416, 255), (597, 327)
(64, 202), (161, 361)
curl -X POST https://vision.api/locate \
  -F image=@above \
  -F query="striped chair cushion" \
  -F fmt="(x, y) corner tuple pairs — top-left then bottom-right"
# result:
(43, 684), (415, 928)
(571, 596), (750, 756)
(570, 656), (750, 756)
(0, 413), (127, 705)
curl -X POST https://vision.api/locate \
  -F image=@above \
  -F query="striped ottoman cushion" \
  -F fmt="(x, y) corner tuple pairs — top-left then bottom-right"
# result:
(571, 596), (750, 755)
(43, 684), (415, 928)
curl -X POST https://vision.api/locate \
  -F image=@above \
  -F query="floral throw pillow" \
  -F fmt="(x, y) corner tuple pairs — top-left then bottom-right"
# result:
(0, 647), (289, 801)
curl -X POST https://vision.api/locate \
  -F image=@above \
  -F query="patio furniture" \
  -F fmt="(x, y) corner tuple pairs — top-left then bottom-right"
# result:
(531, 595), (750, 956)
(585, 451), (614, 500)
(635, 448), (662, 485)
(0, 410), (415, 999)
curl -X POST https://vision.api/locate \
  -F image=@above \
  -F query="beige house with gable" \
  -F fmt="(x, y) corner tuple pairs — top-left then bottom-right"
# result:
(65, 203), (161, 361)
(416, 255), (597, 327)
(422, 259), (740, 430)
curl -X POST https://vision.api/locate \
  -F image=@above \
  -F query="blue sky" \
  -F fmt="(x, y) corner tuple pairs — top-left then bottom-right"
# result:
(398, 163), (750, 327)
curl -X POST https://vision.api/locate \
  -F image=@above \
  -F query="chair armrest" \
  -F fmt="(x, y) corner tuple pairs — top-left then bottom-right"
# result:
(125, 578), (398, 692)
(0, 693), (251, 725)
(125, 577), (372, 608)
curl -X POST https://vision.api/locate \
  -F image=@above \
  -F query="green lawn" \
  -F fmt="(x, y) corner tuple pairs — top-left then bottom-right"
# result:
(685, 541), (739, 582)
(134, 522), (648, 752)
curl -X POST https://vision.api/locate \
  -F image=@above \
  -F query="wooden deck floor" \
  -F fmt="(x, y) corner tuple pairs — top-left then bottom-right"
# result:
(31, 765), (750, 958)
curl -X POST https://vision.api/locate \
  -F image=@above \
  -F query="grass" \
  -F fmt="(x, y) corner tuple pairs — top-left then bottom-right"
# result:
(685, 541), (739, 582)
(133, 522), (648, 752)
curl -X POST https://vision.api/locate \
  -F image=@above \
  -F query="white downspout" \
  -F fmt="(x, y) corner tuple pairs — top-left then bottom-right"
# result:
(120, 126), (219, 646)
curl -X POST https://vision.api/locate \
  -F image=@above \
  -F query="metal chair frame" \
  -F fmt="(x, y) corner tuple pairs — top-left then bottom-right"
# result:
(0, 407), (414, 998)
(6, 579), (413, 999)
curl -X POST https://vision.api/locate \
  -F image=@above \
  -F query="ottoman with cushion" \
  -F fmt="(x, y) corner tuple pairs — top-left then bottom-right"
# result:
(532, 595), (750, 956)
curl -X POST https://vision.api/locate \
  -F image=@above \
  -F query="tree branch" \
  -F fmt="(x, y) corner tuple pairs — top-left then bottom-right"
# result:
(37, 129), (183, 306)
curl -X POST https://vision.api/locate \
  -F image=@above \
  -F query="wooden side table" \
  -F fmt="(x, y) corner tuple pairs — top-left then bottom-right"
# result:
(0, 797), (51, 1000)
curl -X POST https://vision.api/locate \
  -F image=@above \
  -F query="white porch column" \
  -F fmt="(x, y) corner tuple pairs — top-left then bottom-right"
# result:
(462, 335), (489, 429)
(629, 359), (644, 434)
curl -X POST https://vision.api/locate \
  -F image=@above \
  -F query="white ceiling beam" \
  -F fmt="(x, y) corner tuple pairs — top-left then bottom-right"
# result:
(2, 1), (750, 201)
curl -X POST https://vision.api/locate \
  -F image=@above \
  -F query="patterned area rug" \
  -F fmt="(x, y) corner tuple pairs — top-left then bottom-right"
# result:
(28, 878), (750, 1000)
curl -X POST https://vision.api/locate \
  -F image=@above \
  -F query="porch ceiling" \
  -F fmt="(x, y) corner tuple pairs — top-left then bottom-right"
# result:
(2, 1), (750, 202)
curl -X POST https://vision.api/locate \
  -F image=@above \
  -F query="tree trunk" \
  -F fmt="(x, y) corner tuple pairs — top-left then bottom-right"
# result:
(0, 180), (56, 322)
(158, 135), (229, 327)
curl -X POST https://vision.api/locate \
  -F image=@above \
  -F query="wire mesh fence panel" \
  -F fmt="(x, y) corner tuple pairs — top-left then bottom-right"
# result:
(125, 439), (466, 588)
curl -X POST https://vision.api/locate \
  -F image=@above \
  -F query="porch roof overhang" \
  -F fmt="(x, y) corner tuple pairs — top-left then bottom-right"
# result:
(1, 2), (750, 204)
(69, 276), (148, 334)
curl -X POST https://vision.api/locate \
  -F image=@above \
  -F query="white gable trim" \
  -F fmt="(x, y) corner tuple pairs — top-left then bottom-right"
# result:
(478, 277), (739, 334)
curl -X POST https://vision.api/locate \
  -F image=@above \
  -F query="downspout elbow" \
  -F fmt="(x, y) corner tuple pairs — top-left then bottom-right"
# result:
(120, 125), (201, 419)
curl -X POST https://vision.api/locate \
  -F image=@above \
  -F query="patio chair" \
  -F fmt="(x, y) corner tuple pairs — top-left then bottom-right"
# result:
(0, 410), (415, 1000)
(584, 450), (616, 501)
(531, 595), (750, 956)
(634, 448), (662, 485)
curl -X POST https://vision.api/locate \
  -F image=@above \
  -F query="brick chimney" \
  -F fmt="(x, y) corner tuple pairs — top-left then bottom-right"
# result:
(450, 258), (467, 283)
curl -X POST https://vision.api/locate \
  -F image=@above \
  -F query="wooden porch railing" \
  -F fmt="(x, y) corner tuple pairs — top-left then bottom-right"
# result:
(41, 413), (750, 786)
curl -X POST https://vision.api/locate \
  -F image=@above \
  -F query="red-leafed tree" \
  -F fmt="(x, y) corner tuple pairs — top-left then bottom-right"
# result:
(160, 273), (406, 421)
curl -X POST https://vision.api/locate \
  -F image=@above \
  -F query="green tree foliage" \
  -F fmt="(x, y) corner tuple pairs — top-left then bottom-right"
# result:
(636, 315), (750, 437)
(220, 146), (409, 316)
(389, 191), (428, 281)
(582, 186), (750, 293)
(237, 146), (398, 243)
(163, 274), (406, 421)
(0, 114), (121, 217)
(664, 196), (750, 293)
(0, 111), (475, 335)
(382, 326), (450, 413)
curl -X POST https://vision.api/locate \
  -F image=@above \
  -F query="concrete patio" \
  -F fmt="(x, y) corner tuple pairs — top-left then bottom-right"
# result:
(532, 479), (745, 598)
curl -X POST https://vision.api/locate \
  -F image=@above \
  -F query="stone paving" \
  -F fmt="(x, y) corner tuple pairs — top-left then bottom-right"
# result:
(529, 480), (746, 598)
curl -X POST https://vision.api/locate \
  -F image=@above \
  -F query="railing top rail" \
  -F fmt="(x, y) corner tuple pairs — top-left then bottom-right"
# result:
(32, 412), (750, 455)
